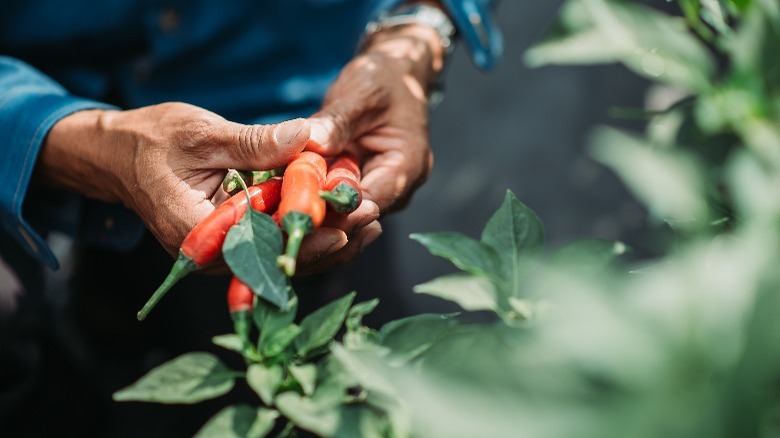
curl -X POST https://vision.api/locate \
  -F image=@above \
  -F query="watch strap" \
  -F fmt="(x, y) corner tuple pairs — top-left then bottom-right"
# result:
(362, 4), (456, 56)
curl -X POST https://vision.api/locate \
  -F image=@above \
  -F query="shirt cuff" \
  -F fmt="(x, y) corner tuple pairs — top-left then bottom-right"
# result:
(0, 94), (116, 269)
(369, 0), (503, 70)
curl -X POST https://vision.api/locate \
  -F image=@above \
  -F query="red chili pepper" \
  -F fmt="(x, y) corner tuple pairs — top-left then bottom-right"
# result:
(136, 178), (283, 321)
(319, 152), (362, 214)
(227, 275), (253, 354)
(227, 275), (254, 313)
(222, 169), (283, 196)
(276, 151), (327, 276)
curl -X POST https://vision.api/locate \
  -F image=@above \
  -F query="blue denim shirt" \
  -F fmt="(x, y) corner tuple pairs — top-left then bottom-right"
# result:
(0, 0), (500, 269)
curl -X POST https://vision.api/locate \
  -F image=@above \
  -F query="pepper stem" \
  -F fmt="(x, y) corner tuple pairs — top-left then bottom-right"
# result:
(319, 182), (359, 214)
(137, 253), (198, 321)
(277, 211), (313, 276)
(251, 170), (273, 185)
(231, 310), (253, 357)
(223, 170), (253, 195)
(225, 168), (253, 206)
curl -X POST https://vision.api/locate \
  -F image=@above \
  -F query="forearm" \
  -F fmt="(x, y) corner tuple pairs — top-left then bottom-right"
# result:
(358, 0), (456, 97)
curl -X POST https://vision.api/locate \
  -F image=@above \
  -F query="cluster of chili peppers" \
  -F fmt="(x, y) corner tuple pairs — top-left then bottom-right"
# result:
(136, 151), (362, 322)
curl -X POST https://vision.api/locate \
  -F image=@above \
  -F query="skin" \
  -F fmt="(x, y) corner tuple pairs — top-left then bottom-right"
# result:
(35, 15), (445, 275)
(301, 20), (445, 273)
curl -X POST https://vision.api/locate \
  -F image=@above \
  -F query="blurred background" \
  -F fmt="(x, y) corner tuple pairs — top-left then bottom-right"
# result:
(385, 0), (658, 314)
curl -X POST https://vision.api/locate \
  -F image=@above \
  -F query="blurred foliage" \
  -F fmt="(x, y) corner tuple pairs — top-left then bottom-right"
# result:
(115, 1), (780, 436)
(333, 1), (780, 436)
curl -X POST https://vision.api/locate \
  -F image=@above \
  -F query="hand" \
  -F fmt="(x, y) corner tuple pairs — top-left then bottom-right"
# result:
(308, 22), (444, 213)
(37, 102), (309, 257)
(301, 22), (446, 268)
(294, 199), (382, 276)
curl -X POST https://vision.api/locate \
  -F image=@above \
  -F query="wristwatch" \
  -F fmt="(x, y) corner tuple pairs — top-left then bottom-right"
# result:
(361, 4), (457, 58)
(359, 4), (457, 108)
(362, 1), (503, 71)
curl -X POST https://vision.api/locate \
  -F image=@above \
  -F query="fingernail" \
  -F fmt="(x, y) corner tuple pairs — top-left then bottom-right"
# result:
(315, 230), (346, 258)
(308, 118), (336, 152)
(310, 122), (328, 145)
(358, 201), (381, 226)
(274, 119), (308, 145)
(325, 235), (347, 255)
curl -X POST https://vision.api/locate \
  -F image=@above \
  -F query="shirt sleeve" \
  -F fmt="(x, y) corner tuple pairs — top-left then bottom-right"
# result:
(0, 56), (118, 269)
(369, 0), (503, 70)
(441, 0), (502, 70)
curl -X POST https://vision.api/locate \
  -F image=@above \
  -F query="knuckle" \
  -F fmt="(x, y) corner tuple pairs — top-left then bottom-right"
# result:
(183, 113), (222, 146)
(328, 108), (352, 136)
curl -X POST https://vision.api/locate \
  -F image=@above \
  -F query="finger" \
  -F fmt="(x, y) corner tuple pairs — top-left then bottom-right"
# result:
(307, 114), (349, 156)
(297, 227), (348, 263)
(321, 199), (380, 236)
(360, 146), (432, 214)
(293, 201), (379, 276)
(359, 152), (413, 213)
(211, 118), (310, 170)
(296, 221), (383, 276)
(308, 98), (380, 155)
(210, 184), (230, 206)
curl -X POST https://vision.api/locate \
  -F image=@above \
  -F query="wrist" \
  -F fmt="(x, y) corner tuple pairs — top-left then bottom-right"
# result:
(36, 109), (130, 203)
(361, 23), (444, 91)
(359, 2), (454, 96)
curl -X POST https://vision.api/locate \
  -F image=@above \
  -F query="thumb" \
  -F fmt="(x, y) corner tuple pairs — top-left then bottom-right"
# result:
(211, 118), (310, 170)
(307, 100), (365, 155)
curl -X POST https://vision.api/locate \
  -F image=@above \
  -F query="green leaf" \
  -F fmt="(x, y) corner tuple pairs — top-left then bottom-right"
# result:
(346, 299), (380, 332)
(379, 313), (460, 363)
(223, 208), (289, 309)
(332, 404), (391, 438)
(727, 7), (768, 74)
(254, 294), (298, 347)
(295, 292), (356, 357)
(327, 346), (412, 436)
(330, 345), (397, 397)
(549, 238), (628, 273)
(344, 300), (381, 348)
(410, 232), (501, 280)
(506, 297), (535, 321)
(727, 150), (780, 220)
(262, 324), (302, 358)
(194, 404), (278, 438)
(700, 0), (731, 35)
(590, 127), (708, 227)
(525, 0), (714, 90)
(276, 392), (341, 437)
(113, 352), (236, 404)
(247, 363), (283, 406)
(678, 0), (731, 40)
(413, 273), (497, 312)
(481, 190), (544, 293)
(481, 190), (544, 254)
(212, 334), (245, 354)
(289, 363), (318, 396)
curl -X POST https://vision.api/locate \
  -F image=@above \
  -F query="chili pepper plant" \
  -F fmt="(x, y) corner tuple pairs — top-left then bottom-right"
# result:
(115, 1), (780, 436)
